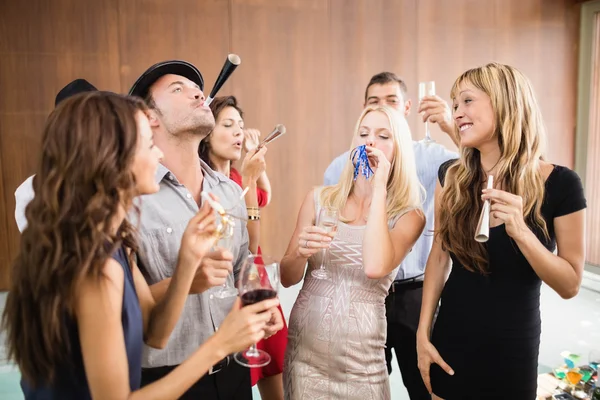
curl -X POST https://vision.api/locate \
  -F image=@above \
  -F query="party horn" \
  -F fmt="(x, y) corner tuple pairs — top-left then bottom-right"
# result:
(204, 54), (241, 107)
(256, 124), (286, 149)
(475, 175), (494, 243)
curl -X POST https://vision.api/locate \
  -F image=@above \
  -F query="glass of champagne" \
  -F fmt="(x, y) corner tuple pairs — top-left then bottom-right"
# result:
(310, 207), (339, 280)
(419, 81), (436, 145)
(233, 254), (280, 368)
(213, 211), (238, 299)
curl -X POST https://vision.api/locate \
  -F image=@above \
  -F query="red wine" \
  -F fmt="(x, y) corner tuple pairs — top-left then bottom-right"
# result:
(241, 289), (277, 306)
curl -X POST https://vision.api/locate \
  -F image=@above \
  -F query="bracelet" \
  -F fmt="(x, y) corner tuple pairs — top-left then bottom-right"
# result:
(247, 208), (260, 220)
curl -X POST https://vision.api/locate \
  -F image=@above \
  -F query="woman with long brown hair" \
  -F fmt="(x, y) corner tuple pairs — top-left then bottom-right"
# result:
(416, 63), (587, 399)
(2, 91), (279, 399)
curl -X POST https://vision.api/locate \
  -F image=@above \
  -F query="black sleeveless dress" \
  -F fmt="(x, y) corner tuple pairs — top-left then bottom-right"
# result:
(430, 161), (586, 400)
(21, 246), (143, 399)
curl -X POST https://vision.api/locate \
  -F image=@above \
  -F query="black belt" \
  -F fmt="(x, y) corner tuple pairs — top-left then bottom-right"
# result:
(208, 356), (230, 375)
(389, 274), (424, 293)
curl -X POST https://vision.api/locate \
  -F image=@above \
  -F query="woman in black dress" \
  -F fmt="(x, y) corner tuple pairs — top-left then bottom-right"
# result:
(416, 62), (586, 400)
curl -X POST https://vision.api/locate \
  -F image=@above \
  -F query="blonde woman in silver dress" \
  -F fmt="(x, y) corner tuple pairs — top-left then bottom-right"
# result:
(281, 105), (426, 399)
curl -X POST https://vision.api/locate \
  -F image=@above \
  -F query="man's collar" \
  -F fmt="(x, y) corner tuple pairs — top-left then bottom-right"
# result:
(154, 158), (230, 185)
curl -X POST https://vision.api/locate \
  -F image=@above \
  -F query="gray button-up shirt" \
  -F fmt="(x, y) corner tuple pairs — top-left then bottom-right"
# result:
(136, 159), (249, 367)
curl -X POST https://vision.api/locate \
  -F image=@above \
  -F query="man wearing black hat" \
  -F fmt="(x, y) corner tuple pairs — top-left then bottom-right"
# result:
(129, 60), (278, 399)
(14, 79), (98, 232)
(53, 78), (98, 106)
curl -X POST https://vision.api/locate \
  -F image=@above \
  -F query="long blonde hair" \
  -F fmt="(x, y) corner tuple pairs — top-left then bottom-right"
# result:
(438, 62), (548, 274)
(321, 105), (423, 222)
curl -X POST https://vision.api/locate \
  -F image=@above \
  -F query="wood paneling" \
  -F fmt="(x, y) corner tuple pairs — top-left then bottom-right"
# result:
(117, 0), (231, 92)
(492, 0), (580, 166)
(0, 0), (121, 289)
(0, 126), (10, 289)
(0, 115), (47, 264)
(230, 0), (331, 257)
(0, 0), (582, 288)
(416, 0), (497, 150)
(413, 0), (579, 160)
(329, 0), (419, 158)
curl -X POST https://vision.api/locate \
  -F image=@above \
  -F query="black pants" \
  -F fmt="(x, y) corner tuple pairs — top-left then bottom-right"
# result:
(385, 281), (431, 400)
(141, 357), (252, 400)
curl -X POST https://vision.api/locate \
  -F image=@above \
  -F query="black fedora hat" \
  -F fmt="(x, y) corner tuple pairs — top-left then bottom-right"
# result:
(128, 60), (204, 100)
(55, 79), (98, 106)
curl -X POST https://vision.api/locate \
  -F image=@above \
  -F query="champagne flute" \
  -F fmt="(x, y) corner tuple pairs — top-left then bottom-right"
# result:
(310, 207), (339, 280)
(213, 210), (238, 299)
(419, 81), (436, 145)
(233, 254), (280, 368)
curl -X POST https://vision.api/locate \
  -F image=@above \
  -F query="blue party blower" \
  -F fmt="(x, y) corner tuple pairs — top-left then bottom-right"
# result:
(350, 145), (374, 181)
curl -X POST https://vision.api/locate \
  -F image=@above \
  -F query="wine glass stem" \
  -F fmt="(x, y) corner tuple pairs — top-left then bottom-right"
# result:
(425, 121), (431, 140)
(319, 248), (327, 270)
(246, 343), (259, 357)
(218, 271), (233, 292)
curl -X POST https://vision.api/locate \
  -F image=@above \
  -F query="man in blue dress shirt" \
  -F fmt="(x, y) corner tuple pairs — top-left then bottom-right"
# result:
(323, 72), (458, 399)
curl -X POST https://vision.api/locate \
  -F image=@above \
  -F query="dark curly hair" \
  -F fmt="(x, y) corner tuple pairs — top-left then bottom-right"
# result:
(1, 91), (147, 386)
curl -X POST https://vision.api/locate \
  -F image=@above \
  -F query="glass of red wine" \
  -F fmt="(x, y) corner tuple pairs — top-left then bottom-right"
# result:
(233, 254), (280, 368)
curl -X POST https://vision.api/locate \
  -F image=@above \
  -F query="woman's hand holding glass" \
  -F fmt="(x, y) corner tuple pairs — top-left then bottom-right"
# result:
(213, 296), (280, 356)
(296, 226), (334, 259)
(309, 207), (339, 280)
(233, 254), (280, 368)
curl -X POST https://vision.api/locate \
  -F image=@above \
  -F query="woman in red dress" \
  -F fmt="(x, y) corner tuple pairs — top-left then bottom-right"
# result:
(200, 96), (288, 400)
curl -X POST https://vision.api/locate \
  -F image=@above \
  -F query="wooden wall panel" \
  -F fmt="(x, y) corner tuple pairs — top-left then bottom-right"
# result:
(414, 0), (579, 159)
(0, 0), (121, 289)
(230, 0), (331, 257)
(0, 0), (121, 105)
(0, 127), (10, 289)
(493, 0), (580, 166)
(415, 0), (497, 150)
(0, 115), (47, 269)
(117, 0), (231, 94)
(329, 0), (419, 159)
